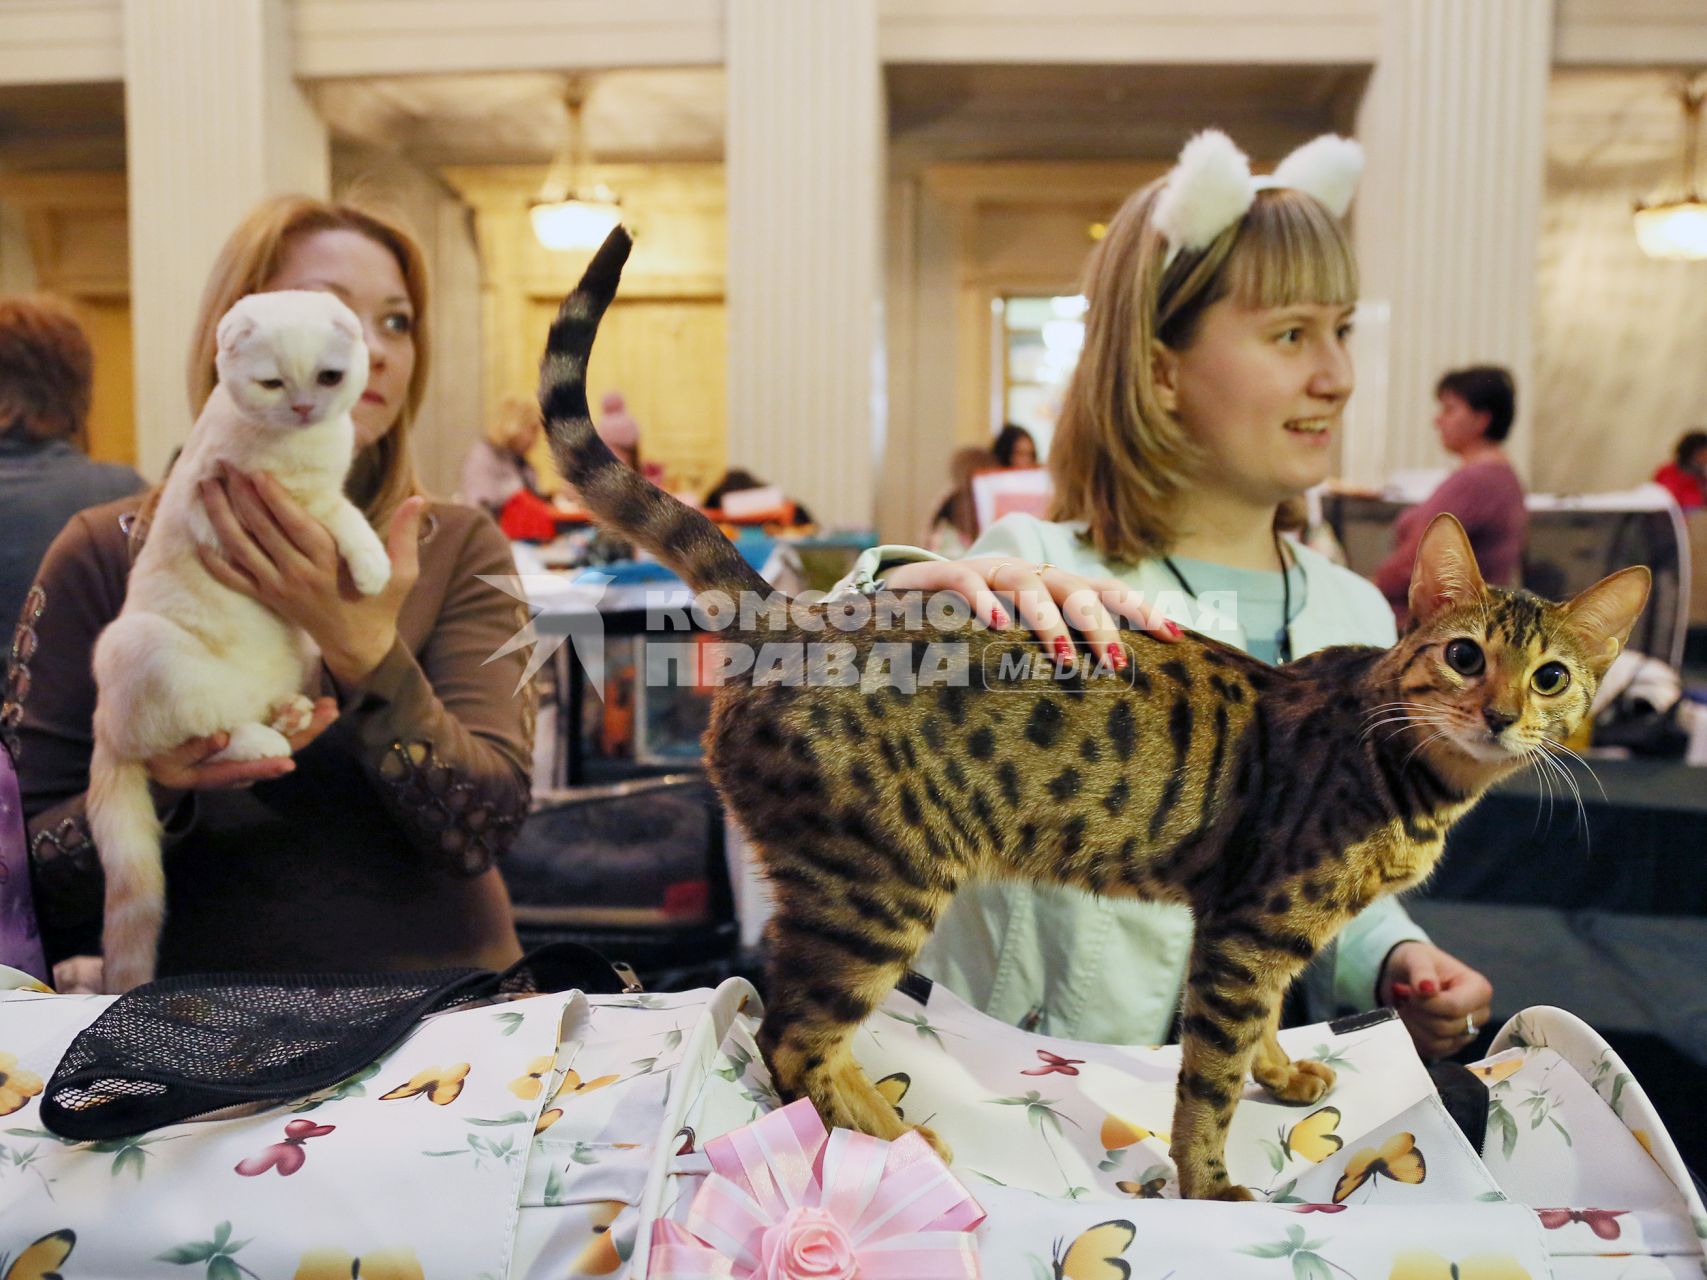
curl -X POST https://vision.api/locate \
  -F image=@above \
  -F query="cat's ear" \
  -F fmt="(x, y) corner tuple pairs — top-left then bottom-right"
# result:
(1407, 513), (1486, 626)
(217, 310), (256, 356)
(329, 309), (361, 342)
(1556, 565), (1650, 677)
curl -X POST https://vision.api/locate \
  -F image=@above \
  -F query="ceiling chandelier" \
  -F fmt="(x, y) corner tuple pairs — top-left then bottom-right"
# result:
(1633, 76), (1707, 261)
(531, 77), (623, 252)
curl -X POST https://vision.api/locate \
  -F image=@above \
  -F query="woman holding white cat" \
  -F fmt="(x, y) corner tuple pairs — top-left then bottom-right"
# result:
(5, 196), (534, 984)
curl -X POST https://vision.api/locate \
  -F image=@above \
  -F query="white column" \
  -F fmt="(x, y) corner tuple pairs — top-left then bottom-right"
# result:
(1346, 0), (1552, 485)
(725, 0), (884, 532)
(123, 0), (328, 479)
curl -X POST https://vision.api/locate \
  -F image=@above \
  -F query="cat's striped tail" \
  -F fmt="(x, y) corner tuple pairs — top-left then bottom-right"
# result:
(539, 227), (771, 604)
(86, 742), (165, 993)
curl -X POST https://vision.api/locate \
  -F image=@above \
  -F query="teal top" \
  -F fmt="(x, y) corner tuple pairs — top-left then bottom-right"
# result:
(834, 513), (1428, 1046)
(1160, 555), (1305, 666)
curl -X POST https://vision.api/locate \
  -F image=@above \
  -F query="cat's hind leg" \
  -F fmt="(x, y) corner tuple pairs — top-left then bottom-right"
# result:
(754, 860), (949, 1160)
(1173, 928), (1321, 1200)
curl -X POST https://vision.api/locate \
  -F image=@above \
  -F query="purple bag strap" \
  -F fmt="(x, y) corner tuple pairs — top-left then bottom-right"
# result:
(0, 744), (48, 981)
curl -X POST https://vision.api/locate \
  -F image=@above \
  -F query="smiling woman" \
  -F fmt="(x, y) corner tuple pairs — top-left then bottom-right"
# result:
(840, 130), (1495, 1060)
(4, 195), (535, 988)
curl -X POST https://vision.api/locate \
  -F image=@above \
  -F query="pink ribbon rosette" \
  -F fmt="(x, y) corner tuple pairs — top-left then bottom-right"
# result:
(649, 1099), (985, 1279)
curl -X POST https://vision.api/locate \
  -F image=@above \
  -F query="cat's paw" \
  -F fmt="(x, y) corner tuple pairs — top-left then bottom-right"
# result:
(1207, 1183), (1255, 1203)
(267, 694), (316, 737)
(345, 547), (392, 597)
(1255, 1057), (1335, 1105)
(211, 722), (294, 762)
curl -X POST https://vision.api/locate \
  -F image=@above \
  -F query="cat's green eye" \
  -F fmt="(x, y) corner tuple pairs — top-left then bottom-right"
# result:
(1444, 638), (1484, 676)
(317, 369), (344, 387)
(256, 377), (284, 391)
(1531, 662), (1571, 695)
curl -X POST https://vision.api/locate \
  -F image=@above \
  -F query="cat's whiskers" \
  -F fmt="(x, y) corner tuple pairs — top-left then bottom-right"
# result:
(1526, 739), (1587, 848)
(1400, 728), (1457, 773)
(1358, 701), (1446, 749)
(1535, 738), (1598, 853)
(1522, 746), (1557, 834)
(1541, 737), (1608, 804)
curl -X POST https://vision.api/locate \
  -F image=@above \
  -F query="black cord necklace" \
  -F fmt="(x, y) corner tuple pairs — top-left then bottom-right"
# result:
(1161, 528), (1295, 663)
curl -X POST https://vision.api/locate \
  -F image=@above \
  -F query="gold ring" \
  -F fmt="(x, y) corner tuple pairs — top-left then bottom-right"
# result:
(1035, 562), (1056, 574)
(989, 562), (1030, 591)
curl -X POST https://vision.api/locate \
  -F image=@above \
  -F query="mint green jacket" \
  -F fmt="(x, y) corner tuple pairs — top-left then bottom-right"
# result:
(838, 513), (1428, 1045)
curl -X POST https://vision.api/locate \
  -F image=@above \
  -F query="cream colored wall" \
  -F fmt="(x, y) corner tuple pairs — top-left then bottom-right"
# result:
(1531, 82), (1707, 496)
(880, 160), (1161, 545)
(442, 162), (727, 500)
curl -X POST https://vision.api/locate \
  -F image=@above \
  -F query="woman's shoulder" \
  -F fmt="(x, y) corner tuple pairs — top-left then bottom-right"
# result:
(50, 493), (145, 560)
(1292, 540), (1394, 620)
(969, 513), (1097, 565)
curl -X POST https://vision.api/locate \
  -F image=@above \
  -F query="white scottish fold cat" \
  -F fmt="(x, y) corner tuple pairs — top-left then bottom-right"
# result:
(88, 290), (392, 992)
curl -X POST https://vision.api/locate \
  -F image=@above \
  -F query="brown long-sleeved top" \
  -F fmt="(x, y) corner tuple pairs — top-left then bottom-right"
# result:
(0, 495), (534, 975)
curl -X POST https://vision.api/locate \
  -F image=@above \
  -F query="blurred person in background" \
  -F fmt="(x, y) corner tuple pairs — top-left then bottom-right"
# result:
(992, 422), (1038, 469)
(1373, 365), (1526, 624)
(1654, 429), (1706, 511)
(0, 294), (145, 633)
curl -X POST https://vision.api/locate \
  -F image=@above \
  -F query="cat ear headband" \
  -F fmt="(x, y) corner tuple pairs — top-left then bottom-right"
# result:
(1152, 130), (1363, 269)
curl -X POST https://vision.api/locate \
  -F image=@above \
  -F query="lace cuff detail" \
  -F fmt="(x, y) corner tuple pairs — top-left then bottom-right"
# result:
(28, 813), (102, 928)
(2, 584), (46, 762)
(375, 738), (527, 877)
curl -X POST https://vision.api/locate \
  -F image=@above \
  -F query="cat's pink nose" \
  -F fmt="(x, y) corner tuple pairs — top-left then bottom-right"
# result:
(292, 403), (313, 419)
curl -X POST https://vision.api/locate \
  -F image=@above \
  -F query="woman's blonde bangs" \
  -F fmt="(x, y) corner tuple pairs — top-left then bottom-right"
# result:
(1219, 188), (1359, 312)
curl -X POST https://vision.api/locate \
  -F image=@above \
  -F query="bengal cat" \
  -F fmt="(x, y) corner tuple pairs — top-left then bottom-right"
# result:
(540, 229), (1651, 1201)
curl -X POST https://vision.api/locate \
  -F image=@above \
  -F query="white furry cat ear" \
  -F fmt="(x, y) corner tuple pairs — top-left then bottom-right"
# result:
(1153, 130), (1255, 256)
(217, 310), (257, 355)
(1268, 134), (1363, 218)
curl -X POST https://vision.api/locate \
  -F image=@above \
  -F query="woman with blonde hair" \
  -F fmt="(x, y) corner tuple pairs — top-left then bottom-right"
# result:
(5, 195), (533, 986)
(843, 131), (1493, 1059)
(460, 394), (545, 517)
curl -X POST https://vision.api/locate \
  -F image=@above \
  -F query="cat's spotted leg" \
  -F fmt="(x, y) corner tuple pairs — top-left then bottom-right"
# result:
(1172, 926), (1320, 1201)
(1250, 997), (1334, 1104)
(755, 869), (949, 1161)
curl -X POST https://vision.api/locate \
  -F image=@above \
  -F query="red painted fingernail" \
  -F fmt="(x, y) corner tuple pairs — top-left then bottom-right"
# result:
(1109, 646), (1128, 671)
(991, 606), (1010, 630)
(1418, 980), (1438, 996)
(1164, 621), (1183, 639)
(1053, 636), (1073, 661)
(1391, 982), (1414, 999)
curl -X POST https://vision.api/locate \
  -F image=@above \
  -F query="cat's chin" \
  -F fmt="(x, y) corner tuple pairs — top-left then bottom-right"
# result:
(1440, 734), (1526, 766)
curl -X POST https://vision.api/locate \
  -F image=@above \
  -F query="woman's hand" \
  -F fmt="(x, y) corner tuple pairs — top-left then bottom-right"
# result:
(144, 698), (340, 793)
(1379, 941), (1495, 1060)
(880, 557), (1181, 668)
(197, 464), (427, 686)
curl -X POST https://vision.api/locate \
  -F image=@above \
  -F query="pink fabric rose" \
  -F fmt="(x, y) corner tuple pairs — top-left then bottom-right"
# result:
(757, 1206), (858, 1280)
(646, 1099), (983, 1279)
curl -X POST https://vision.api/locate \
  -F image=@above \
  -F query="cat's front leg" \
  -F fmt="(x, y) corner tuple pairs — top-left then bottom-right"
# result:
(1172, 930), (1319, 1200)
(323, 499), (392, 596)
(1250, 998), (1335, 1104)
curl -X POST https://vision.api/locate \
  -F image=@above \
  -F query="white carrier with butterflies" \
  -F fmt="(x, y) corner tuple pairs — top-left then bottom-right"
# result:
(0, 964), (1702, 1279)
